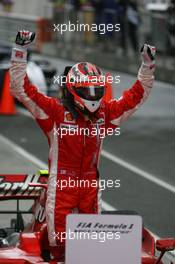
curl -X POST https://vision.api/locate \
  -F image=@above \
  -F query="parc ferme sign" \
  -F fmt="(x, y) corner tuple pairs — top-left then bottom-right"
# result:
(66, 214), (142, 264)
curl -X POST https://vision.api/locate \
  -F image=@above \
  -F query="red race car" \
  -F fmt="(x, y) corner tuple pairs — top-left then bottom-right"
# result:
(0, 171), (174, 264)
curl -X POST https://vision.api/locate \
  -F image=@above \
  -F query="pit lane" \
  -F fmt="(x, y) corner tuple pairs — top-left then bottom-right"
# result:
(0, 57), (174, 262)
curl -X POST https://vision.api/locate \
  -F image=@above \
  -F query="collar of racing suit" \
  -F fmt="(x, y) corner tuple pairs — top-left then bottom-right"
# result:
(61, 98), (100, 122)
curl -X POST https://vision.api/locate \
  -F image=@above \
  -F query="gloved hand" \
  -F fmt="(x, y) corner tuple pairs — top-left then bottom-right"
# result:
(11, 30), (35, 62)
(140, 44), (156, 68)
(15, 30), (35, 47)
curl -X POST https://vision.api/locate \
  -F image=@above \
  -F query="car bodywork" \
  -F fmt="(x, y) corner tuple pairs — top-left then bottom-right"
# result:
(0, 171), (174, 263)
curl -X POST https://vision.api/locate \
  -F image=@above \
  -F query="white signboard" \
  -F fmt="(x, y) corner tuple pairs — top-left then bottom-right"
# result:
(66, 214), (142, 264)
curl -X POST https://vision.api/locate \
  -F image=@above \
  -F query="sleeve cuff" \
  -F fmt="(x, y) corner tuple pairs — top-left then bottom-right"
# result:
(11, 45), (27, 62)
(138, 62), (155, 79)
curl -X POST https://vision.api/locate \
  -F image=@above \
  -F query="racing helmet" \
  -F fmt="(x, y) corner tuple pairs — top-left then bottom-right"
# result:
(66, 62), (106, 113)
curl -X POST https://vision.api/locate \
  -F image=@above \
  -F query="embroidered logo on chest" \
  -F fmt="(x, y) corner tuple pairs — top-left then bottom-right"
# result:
(64, 111), (75, 123)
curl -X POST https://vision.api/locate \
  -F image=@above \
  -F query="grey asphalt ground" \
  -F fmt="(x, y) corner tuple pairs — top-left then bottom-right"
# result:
(0, 136), (39, 174)
(0, 56), (174, 262)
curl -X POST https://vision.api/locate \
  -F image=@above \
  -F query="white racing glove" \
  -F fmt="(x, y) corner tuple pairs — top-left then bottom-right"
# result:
(11, 30), (35, 62)
(15, 30), (35, 46)
(137, 44), (156, 95)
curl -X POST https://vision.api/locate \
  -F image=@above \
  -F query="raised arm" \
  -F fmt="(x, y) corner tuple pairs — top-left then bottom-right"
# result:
(106, 44), (156, 126)
(10, 30), (56, 120)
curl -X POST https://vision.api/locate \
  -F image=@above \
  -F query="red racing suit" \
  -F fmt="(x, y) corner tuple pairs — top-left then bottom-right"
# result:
(10, 46), (155, 260)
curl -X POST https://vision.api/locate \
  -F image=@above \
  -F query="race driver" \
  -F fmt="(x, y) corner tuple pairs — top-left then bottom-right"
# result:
(10, 30), (156, 263)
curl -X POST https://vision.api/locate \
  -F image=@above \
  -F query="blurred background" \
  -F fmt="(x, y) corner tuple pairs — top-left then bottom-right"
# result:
(0, 0), (175, 82)
(0, 1), (174, 263)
